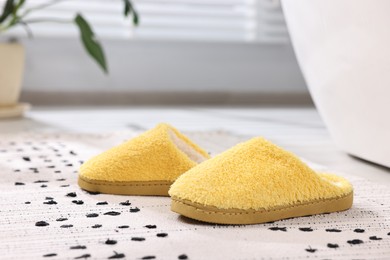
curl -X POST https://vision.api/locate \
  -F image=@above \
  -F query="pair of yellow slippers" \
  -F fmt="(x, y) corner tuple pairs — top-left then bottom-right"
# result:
(78, 123), (353, 225)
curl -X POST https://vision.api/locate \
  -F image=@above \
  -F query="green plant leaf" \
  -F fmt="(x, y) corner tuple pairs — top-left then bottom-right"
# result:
(12, 0), (25, 16)
(123, 0), (131, 16)
(132, 9), (139, 26)
(123, 0), (139, 25)
(0, 0), (15, 23)
(15, 0), (25, 11)
(8, 0), (26, 27)
(74, 14), (108, 74)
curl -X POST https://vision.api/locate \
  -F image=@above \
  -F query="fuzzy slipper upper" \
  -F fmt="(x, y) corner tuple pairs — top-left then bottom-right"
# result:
(79, 123), (210, 183)
(169, 137), (353, 211)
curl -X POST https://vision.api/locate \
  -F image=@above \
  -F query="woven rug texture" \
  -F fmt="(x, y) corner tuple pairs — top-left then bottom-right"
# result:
(0, 131), (389, 259)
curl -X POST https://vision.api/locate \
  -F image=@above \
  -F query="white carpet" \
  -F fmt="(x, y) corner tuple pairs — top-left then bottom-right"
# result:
(0, 131), (389, 259)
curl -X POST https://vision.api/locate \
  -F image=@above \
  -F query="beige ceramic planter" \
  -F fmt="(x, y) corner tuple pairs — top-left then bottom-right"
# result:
(0, 43), (28, 118)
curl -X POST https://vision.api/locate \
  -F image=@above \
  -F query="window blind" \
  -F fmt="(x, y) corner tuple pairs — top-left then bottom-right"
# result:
(1, 0), (289, 43)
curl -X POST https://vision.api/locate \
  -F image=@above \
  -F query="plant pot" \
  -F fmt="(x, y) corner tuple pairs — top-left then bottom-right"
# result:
(0, 42), (29, 118)
(281, 0), (390, 167)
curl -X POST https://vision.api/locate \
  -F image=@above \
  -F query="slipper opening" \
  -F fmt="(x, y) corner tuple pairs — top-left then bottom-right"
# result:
(168, 129), (208, 164)
(318, 173), (353, 193)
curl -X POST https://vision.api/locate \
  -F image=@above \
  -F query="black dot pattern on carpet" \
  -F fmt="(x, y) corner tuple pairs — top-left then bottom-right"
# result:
(66, 192), (77, 198)
(145, 225), (157, 229)
(347, 239), (364, 245)
(35, 221), (49, 227)
(105, 239), (117, 245)
(70, 245), (87, 250)
(3, 132), (390, 259)
(74, 253), (91, 259)
(91, 224), (102, 229)
(104, 211), (121, 216)
(325, 229), (342, 233)
(305, 247), (317, 253)
(60, 224), (73, 228)
(131, 237), (146, 241)
(130, 207), (140, 213)
(108, 252), (125, 259)
(369, 236), (382, 241)
(43, 200), (57, 205)
(117, 225), (129, 229)
(86, 213), (99, 218)
(119, 200), (131, 206)
(299, 227), (313, 232)
(327, 243), (339, 249)
(156, 233), (168, 237)
(269, 227), (287, 232)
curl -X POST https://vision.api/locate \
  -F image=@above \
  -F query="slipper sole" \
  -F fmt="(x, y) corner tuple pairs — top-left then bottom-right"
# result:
(171, 192), (353, 224)
(78, 176), (172, 196)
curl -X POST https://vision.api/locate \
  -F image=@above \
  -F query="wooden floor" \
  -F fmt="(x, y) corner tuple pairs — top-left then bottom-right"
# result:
(1, 106), (389, 185)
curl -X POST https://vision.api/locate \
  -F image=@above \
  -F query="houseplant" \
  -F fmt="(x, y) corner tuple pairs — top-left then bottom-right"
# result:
(0, 0), (138, 118)
(282, 0), (390, 168)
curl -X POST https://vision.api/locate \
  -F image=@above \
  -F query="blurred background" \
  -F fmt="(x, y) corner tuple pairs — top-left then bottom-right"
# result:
(0, 0), (310, 106)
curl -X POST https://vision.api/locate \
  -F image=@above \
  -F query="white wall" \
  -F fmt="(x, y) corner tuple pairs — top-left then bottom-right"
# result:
(21, 38), (305, 91)
(13, 38), (310, 105)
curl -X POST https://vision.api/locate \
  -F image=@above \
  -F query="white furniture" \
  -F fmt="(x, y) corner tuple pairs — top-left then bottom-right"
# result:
(282, 0), (390, 167)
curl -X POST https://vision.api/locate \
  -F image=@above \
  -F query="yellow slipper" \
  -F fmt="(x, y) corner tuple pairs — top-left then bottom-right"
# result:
(169, 137), (353, 224)
(78, 123), (210, 196)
